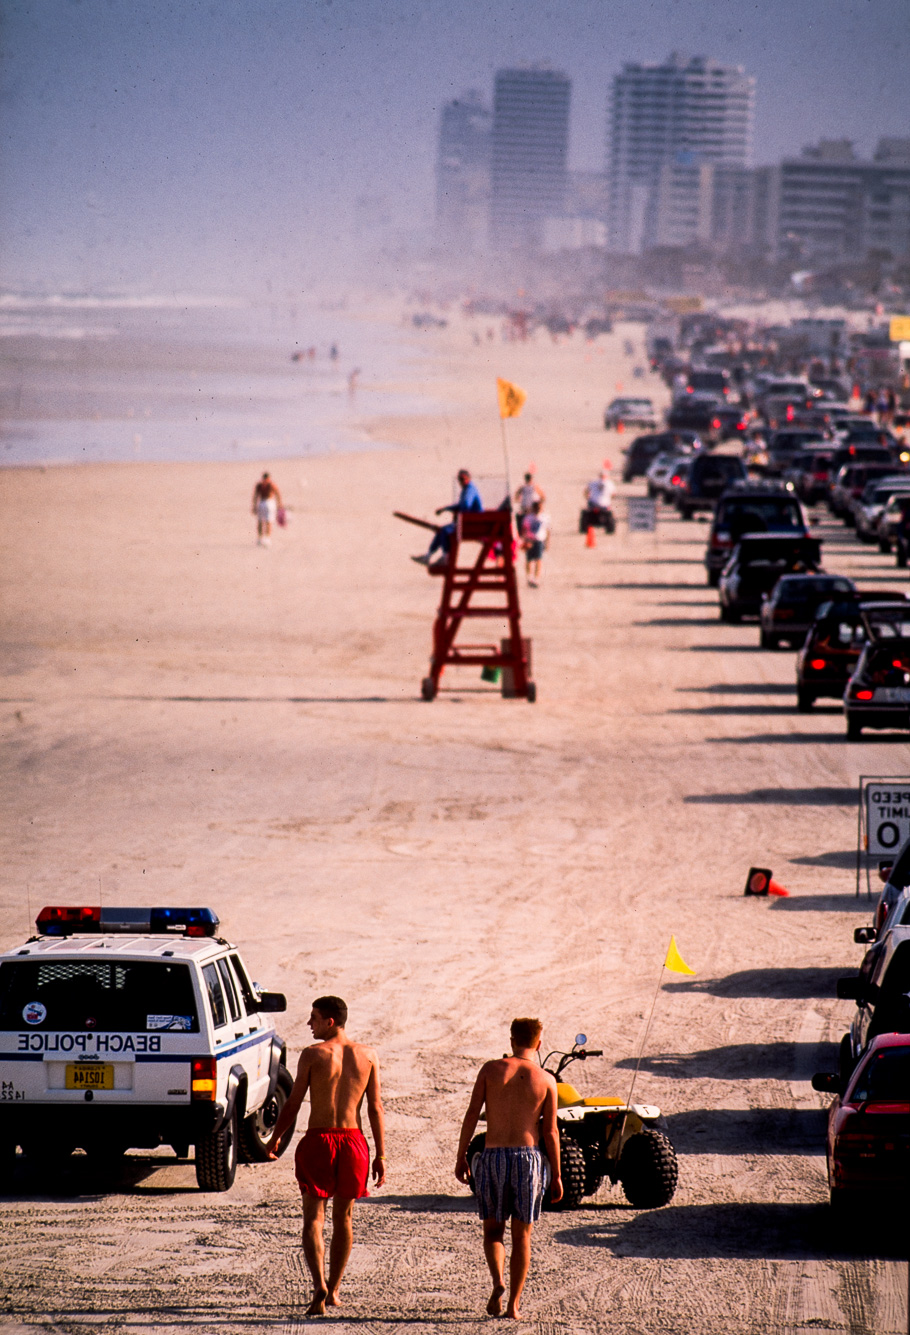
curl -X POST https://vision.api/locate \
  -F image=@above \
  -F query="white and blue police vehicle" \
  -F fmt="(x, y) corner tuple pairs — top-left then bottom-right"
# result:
(0, 906), (292, 1190)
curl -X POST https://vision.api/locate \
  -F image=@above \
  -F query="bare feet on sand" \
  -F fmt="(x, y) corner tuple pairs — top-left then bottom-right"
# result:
(326, 1290), (342, 1308)
(486, 1283), (505, 1316)
(306, 1288), (328, 1316)
(505, 1303), (521, 1320)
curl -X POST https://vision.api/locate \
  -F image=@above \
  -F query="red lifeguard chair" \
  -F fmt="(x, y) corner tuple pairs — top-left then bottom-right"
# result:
(420, 509), (535, 702)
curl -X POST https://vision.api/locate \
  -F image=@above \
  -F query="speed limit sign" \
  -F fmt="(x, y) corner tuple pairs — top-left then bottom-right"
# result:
(866, 783), (910, 855)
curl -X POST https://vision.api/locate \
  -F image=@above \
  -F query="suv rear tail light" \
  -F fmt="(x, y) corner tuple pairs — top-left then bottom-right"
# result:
(854, 689), (874, 701)
(192, 1057), (217, 1100)
(810, 658), (827, 670)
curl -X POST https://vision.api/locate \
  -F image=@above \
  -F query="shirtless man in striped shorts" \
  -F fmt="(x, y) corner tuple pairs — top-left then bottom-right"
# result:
(455, 1018), (562, 1319)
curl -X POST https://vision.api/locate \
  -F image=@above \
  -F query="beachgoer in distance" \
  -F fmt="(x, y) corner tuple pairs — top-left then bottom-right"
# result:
(515, 472), (545, 524)
(521, 501), (551, 588)
(252, 472), (282, 547)
(455, 1017), (562, 1320)
(413, 468), (483, 566)
(585, 467), (615, 515)
(268, 996), (385, 1317)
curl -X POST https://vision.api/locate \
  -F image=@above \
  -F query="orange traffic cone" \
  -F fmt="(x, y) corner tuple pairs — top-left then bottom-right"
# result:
(744, 867), (790, 897)
(586, 525), (597, 548)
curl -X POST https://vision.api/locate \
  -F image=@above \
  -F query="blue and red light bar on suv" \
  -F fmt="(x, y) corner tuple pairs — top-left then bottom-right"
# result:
(35, 906), (220, 937)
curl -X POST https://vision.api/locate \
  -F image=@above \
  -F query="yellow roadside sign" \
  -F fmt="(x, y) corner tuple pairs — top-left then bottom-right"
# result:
(889, 316), (910, 341)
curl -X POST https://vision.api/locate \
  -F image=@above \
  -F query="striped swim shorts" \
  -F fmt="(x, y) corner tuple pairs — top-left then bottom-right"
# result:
(471, 1145), (550, 1223)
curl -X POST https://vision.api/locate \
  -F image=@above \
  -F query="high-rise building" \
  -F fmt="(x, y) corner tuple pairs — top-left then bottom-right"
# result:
(608, 54), (754, 253)
(435, 92), (492, 254)
(490, 67), (571, 251)
(752, 139), (910, 266)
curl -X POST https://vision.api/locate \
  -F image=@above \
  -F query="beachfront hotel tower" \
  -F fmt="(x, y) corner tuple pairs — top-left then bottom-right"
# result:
(608, 54), (754, 254)
(435, 91), (493, 255)
(490, 66), (571, 251)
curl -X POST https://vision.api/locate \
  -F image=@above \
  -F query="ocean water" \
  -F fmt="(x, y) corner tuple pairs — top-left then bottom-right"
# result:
(0, 293), (448, 467)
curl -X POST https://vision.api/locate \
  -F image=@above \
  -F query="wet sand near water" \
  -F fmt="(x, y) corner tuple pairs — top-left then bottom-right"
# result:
(0, 315), (905, 1333)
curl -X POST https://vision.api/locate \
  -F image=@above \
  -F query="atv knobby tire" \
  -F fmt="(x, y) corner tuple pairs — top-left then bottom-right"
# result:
(618, 1128), (678, 1208)
(544, 1132), (585, 1211)
(465, 1132), (486, 1195)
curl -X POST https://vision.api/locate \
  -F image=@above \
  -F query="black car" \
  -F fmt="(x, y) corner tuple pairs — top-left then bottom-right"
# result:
(713, 404), (753, 441)
(622, 431), (700, 482)
(830, 442), (894, 477)
(686, 368), (730, 399)
(836, 927), (910, 1074)
(704, 484), (809, 587)
(795, 594), (908, 711)
(666, 398), (724, 444)
(844, 635), (910, 739)
(784, 447), (837, 505)
(765, 429), (828, 477)
(676, 454), (748, 519)
(759, 573), (856, 650)
(719, 534), (822, 623)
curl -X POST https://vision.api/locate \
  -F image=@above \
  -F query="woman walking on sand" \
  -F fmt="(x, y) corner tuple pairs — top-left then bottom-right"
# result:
(252, 472), (282, 547)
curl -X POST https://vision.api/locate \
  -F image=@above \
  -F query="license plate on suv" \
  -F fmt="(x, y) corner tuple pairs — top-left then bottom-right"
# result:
(66, 1063), (114, 1090)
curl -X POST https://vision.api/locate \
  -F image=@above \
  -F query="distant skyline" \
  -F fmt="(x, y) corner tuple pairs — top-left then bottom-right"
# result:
(1, 0), (908, 292)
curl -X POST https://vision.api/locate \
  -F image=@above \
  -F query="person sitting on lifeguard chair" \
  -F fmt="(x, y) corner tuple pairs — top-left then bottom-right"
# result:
(412, 469), (483, 567)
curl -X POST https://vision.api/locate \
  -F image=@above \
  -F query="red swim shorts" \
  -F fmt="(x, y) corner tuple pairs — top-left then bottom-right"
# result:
(295, 1128), (370, 1200)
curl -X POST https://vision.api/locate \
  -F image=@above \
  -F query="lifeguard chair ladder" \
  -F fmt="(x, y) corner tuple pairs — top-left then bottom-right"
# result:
(421, 510), (535, 702)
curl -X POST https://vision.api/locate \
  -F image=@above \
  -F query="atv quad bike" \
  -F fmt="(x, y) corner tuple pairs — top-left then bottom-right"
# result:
(466, 1035), (678, 1211)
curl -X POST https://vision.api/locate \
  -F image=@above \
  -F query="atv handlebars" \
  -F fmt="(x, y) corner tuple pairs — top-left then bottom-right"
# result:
(541, 1044), (603, 1079)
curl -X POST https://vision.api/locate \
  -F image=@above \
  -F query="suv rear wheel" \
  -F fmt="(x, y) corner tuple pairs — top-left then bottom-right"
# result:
(196, 1104), (238, 1192)
(240, 1066), (293, 1162)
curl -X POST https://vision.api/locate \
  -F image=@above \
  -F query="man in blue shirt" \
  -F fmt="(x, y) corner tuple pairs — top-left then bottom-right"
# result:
(414, 470), (483, 565)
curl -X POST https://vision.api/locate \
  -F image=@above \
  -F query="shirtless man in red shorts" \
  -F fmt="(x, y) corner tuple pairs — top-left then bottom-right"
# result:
(268, 995), (385, 1315)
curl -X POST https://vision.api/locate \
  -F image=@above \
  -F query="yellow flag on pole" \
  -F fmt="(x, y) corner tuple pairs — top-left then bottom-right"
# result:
(664, 936), (695, 975)
(497, 378), (527, 419)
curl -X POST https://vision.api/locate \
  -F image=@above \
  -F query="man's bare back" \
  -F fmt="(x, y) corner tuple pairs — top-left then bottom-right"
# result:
(269, 1009), (384, 1171)
(479, 1056), (555, 1148)
(298, 1035), (378, 1129)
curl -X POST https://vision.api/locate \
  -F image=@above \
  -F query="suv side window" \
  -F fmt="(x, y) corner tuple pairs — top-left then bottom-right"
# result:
(229, 953), (260, 1015)
(216, 957), (241, 1022)
(202, 962), (228, 1030)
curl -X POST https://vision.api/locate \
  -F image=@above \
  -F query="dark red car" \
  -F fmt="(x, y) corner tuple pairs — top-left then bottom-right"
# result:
(812, 1033), (910, 1210)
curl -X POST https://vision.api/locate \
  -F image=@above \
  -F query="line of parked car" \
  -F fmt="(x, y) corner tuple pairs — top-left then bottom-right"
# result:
(613, 351), (910, 1214)
(812, 838), (910, 1211)
(614, 374), (910, 741)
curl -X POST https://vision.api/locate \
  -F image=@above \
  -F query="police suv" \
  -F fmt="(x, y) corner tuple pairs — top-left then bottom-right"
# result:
(0, 906), (292, 1191)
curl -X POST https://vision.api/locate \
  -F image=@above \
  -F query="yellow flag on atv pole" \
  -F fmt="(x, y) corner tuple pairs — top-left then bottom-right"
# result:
(664, 936), (696, 976)
(497, 378), (527, 419)
(624, 937), (695, 1108)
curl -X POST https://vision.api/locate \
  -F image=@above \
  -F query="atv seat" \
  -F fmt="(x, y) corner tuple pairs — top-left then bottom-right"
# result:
(557, 1081), (625, 1109)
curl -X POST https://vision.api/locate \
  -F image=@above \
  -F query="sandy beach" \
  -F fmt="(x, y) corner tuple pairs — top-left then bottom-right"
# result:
(0, 309), (906, 1334)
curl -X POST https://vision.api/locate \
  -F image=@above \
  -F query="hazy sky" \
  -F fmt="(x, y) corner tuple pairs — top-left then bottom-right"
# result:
(1, 0), (908, 292)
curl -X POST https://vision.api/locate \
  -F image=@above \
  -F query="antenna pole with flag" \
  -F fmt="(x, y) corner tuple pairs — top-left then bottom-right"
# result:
(624, 936), (695, 1110)
(496, 377), (526, 502)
